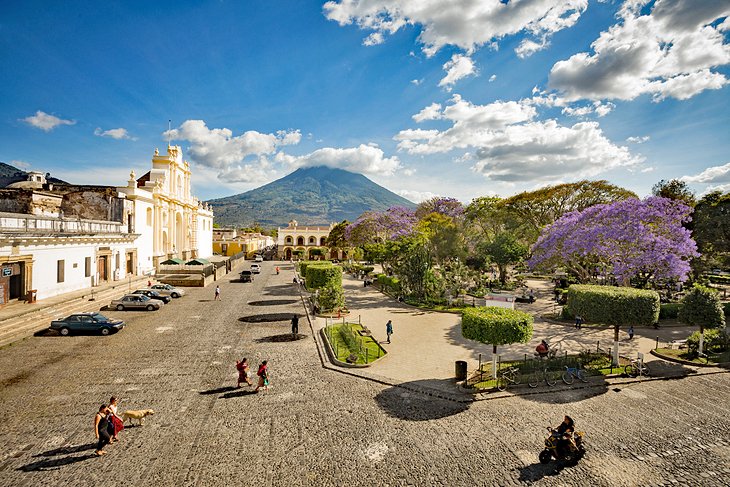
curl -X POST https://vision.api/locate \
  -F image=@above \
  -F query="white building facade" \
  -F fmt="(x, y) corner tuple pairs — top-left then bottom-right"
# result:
(277, 220), (346, 260)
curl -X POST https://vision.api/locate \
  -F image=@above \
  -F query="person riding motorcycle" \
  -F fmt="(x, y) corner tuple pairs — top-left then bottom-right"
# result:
(554, 415), (577, 456)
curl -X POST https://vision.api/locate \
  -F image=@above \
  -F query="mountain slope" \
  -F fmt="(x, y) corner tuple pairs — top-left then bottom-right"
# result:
(0, 161), (68, 187)
(207, 166), (416, 227)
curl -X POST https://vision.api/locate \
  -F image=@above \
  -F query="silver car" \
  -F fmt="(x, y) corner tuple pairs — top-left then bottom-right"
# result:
(111, 294), (165, 311)
(149, 283), (186, 298)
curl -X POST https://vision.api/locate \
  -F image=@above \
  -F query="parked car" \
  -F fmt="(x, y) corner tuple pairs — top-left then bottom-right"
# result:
(111, 294), (164, 311)
(239, 270), (254, 282)
(131, 289), (172, 303)
(250, 264), (261, 274)
(254, 255), (264, 262)
(50, 312), (125, 336)
(149, 283), (186, 298)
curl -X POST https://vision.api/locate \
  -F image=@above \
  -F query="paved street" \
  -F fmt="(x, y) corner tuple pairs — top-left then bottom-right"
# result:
(1, 261), (729, 486)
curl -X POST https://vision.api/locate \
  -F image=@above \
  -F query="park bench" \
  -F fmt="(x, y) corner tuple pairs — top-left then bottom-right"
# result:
(668, 339), (688, 350)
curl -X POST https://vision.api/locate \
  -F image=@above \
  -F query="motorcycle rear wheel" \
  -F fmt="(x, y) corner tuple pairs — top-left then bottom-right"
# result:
(539, 450), (552, 464)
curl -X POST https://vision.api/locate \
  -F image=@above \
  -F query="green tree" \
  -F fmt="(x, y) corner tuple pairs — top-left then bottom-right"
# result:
(483, 232), (528, 284)
(502, 180), (637, 242)
(692, 191), (730, 274)
(678, 285), (726, 355)
(392, 236), (431, 300)
(417, 212), (465, 265)
(461, 307), (534, 355)
(652, 179), (696, 206)
(325, 220), (349, 251)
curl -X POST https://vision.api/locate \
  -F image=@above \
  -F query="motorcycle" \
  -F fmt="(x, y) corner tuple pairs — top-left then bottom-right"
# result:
(539, 427), (586, 464)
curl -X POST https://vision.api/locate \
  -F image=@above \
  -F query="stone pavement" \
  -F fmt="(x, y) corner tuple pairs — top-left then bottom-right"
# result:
(0, 261), (728, 486)
(311, 274), (703, 397)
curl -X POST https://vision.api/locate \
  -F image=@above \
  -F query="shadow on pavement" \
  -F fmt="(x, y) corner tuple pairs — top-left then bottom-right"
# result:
(221, 389), (258, 399)
(375, 379), (470, 421)
(248, 299), (298, 306)
(262, 284), (298, 297)
(34, 443), (96, 457)
(517, 459), (575, 482)
(239, 313), (297, 323)
(254, 333), (307, 343)
(19, 452), (97, 472)
(199, 386), (237, 395)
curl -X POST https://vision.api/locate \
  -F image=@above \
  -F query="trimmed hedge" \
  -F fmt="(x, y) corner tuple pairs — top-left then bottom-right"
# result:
(566, 284), (660, 326)
(306, 264), (342, 290)
(318, 285), (345, 312)
(376, 274), (401, 294)
(707, 274), (730, 285)
(660, 303), (683, 320)
(461, 306), (533, 351)
(298, 260), (332, 278)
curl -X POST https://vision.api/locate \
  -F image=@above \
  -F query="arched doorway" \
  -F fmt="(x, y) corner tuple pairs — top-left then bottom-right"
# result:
(284, 248), (292, 260)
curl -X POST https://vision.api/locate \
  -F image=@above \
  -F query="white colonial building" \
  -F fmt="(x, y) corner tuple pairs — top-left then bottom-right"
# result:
(0, 146), (213, 305)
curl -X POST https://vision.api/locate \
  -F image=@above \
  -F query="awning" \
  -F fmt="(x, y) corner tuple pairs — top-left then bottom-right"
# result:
(185, 258), (211, 265)
(160, 258), (185, 265)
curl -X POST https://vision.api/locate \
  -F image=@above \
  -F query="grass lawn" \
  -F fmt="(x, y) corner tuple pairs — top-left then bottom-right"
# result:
(325, 323), (385, 365)
(654, 347), (730, 365)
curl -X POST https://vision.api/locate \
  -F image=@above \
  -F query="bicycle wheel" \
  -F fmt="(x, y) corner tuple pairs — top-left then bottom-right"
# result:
(512, 370), (522, 385)
(497, 375), (508, 391)
(640, 363), (650, 376)
(562, 369), (574, 385)
(528, 372), (540, 388)
(545, 369), (559, 386)
(576, 369), (589, 383)
(624, 363), (635, 377)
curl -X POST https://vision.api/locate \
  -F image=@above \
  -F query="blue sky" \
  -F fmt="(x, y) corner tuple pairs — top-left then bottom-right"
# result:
(1, 0), (729, 204)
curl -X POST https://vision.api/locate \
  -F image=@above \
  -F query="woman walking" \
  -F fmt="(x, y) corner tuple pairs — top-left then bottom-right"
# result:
(236, 358), (253, 387)
(108, 396), (124, 442)
(94, 405), (111, 456)
(254, 360), (269, 393)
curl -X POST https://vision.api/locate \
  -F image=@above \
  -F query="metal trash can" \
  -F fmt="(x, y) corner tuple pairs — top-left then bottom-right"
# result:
(455, 360), (468, 381)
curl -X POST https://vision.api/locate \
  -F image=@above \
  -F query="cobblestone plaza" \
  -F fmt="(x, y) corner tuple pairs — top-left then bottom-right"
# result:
(1, 262), (729, 486)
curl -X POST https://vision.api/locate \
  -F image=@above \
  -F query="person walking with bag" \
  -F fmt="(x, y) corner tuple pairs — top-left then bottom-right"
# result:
(107, 396), (124, 442)
(254, 360), (269, 393)
(236, 358), (253, 387)
(94, 405), (111, 456)
(386, 320), (393, 344)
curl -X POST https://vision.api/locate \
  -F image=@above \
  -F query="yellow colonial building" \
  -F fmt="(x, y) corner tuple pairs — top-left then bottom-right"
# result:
(277, 220), (347, 260)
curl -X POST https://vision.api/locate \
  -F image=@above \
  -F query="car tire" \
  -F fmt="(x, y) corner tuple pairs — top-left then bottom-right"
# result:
(100, 327), (111, 336)
(59, 327), (70, 337)
(116, 304), (125, 311)
(146, 304), (155, 311)
(172, 293), (180, 298)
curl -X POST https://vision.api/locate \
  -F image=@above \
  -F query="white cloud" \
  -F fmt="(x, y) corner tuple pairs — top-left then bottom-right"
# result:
(439, 54), (477, 90)
(561, 100), (614, 117)
(396, 189), (437, 203)
(488, 74), (497, 82)
(163, 120), (300, 173)
(627, 135), (650, 144)
(94, 127), (133, 140)
(412, 102), (442, 122)
(681, 162), (730, 185)
(278, 144), (400, 176)
(323, 0), (587, 58)
(549, 0), (730, 101)
(21, 110), (75, 132)
(395, 94), (642, 183)
(10, 160), (31, 170)
(411, 78), (423, 86)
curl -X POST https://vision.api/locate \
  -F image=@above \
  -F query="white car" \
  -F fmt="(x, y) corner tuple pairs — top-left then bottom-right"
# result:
(149, 283), (186, 298)
(254, 255), (263, 262)
(250, 264), (261, 274)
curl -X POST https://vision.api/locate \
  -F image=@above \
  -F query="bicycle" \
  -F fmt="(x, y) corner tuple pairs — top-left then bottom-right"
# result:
(496, 366), (522, 391)
(624, 358), (650, 377)
(528, 366), (560, 388)
(562, 364), (589, 385)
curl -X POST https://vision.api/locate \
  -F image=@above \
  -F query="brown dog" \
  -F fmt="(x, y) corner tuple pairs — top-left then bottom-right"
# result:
(121, 409), (155, 425)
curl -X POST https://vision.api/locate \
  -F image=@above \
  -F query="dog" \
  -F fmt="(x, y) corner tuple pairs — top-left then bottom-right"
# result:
(121, 409), (155, 426)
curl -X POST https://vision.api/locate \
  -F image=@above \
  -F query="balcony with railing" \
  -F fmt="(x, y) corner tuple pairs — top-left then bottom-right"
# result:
(0, 212), (127, 235)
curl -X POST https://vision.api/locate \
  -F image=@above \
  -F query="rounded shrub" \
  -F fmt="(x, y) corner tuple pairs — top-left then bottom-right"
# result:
(318, 285), (345, 312)
(567, 284), (660, 326)
(305, 264), (342, 290)
(659, 303), (683, 320)
(461, 306), (533, 354)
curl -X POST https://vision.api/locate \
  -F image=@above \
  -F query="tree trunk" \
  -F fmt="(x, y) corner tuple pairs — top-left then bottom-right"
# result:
(493, 344), (497, 354)
(613, 325), (620, 366)
(699, 326), (704, 355)
(498, 265), (507, 284)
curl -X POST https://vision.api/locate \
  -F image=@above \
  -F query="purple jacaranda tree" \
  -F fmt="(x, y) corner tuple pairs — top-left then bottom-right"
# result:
(345, 206), (417, 246)
(528, 197), (699, 284)
(416, 197), (465, 220)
